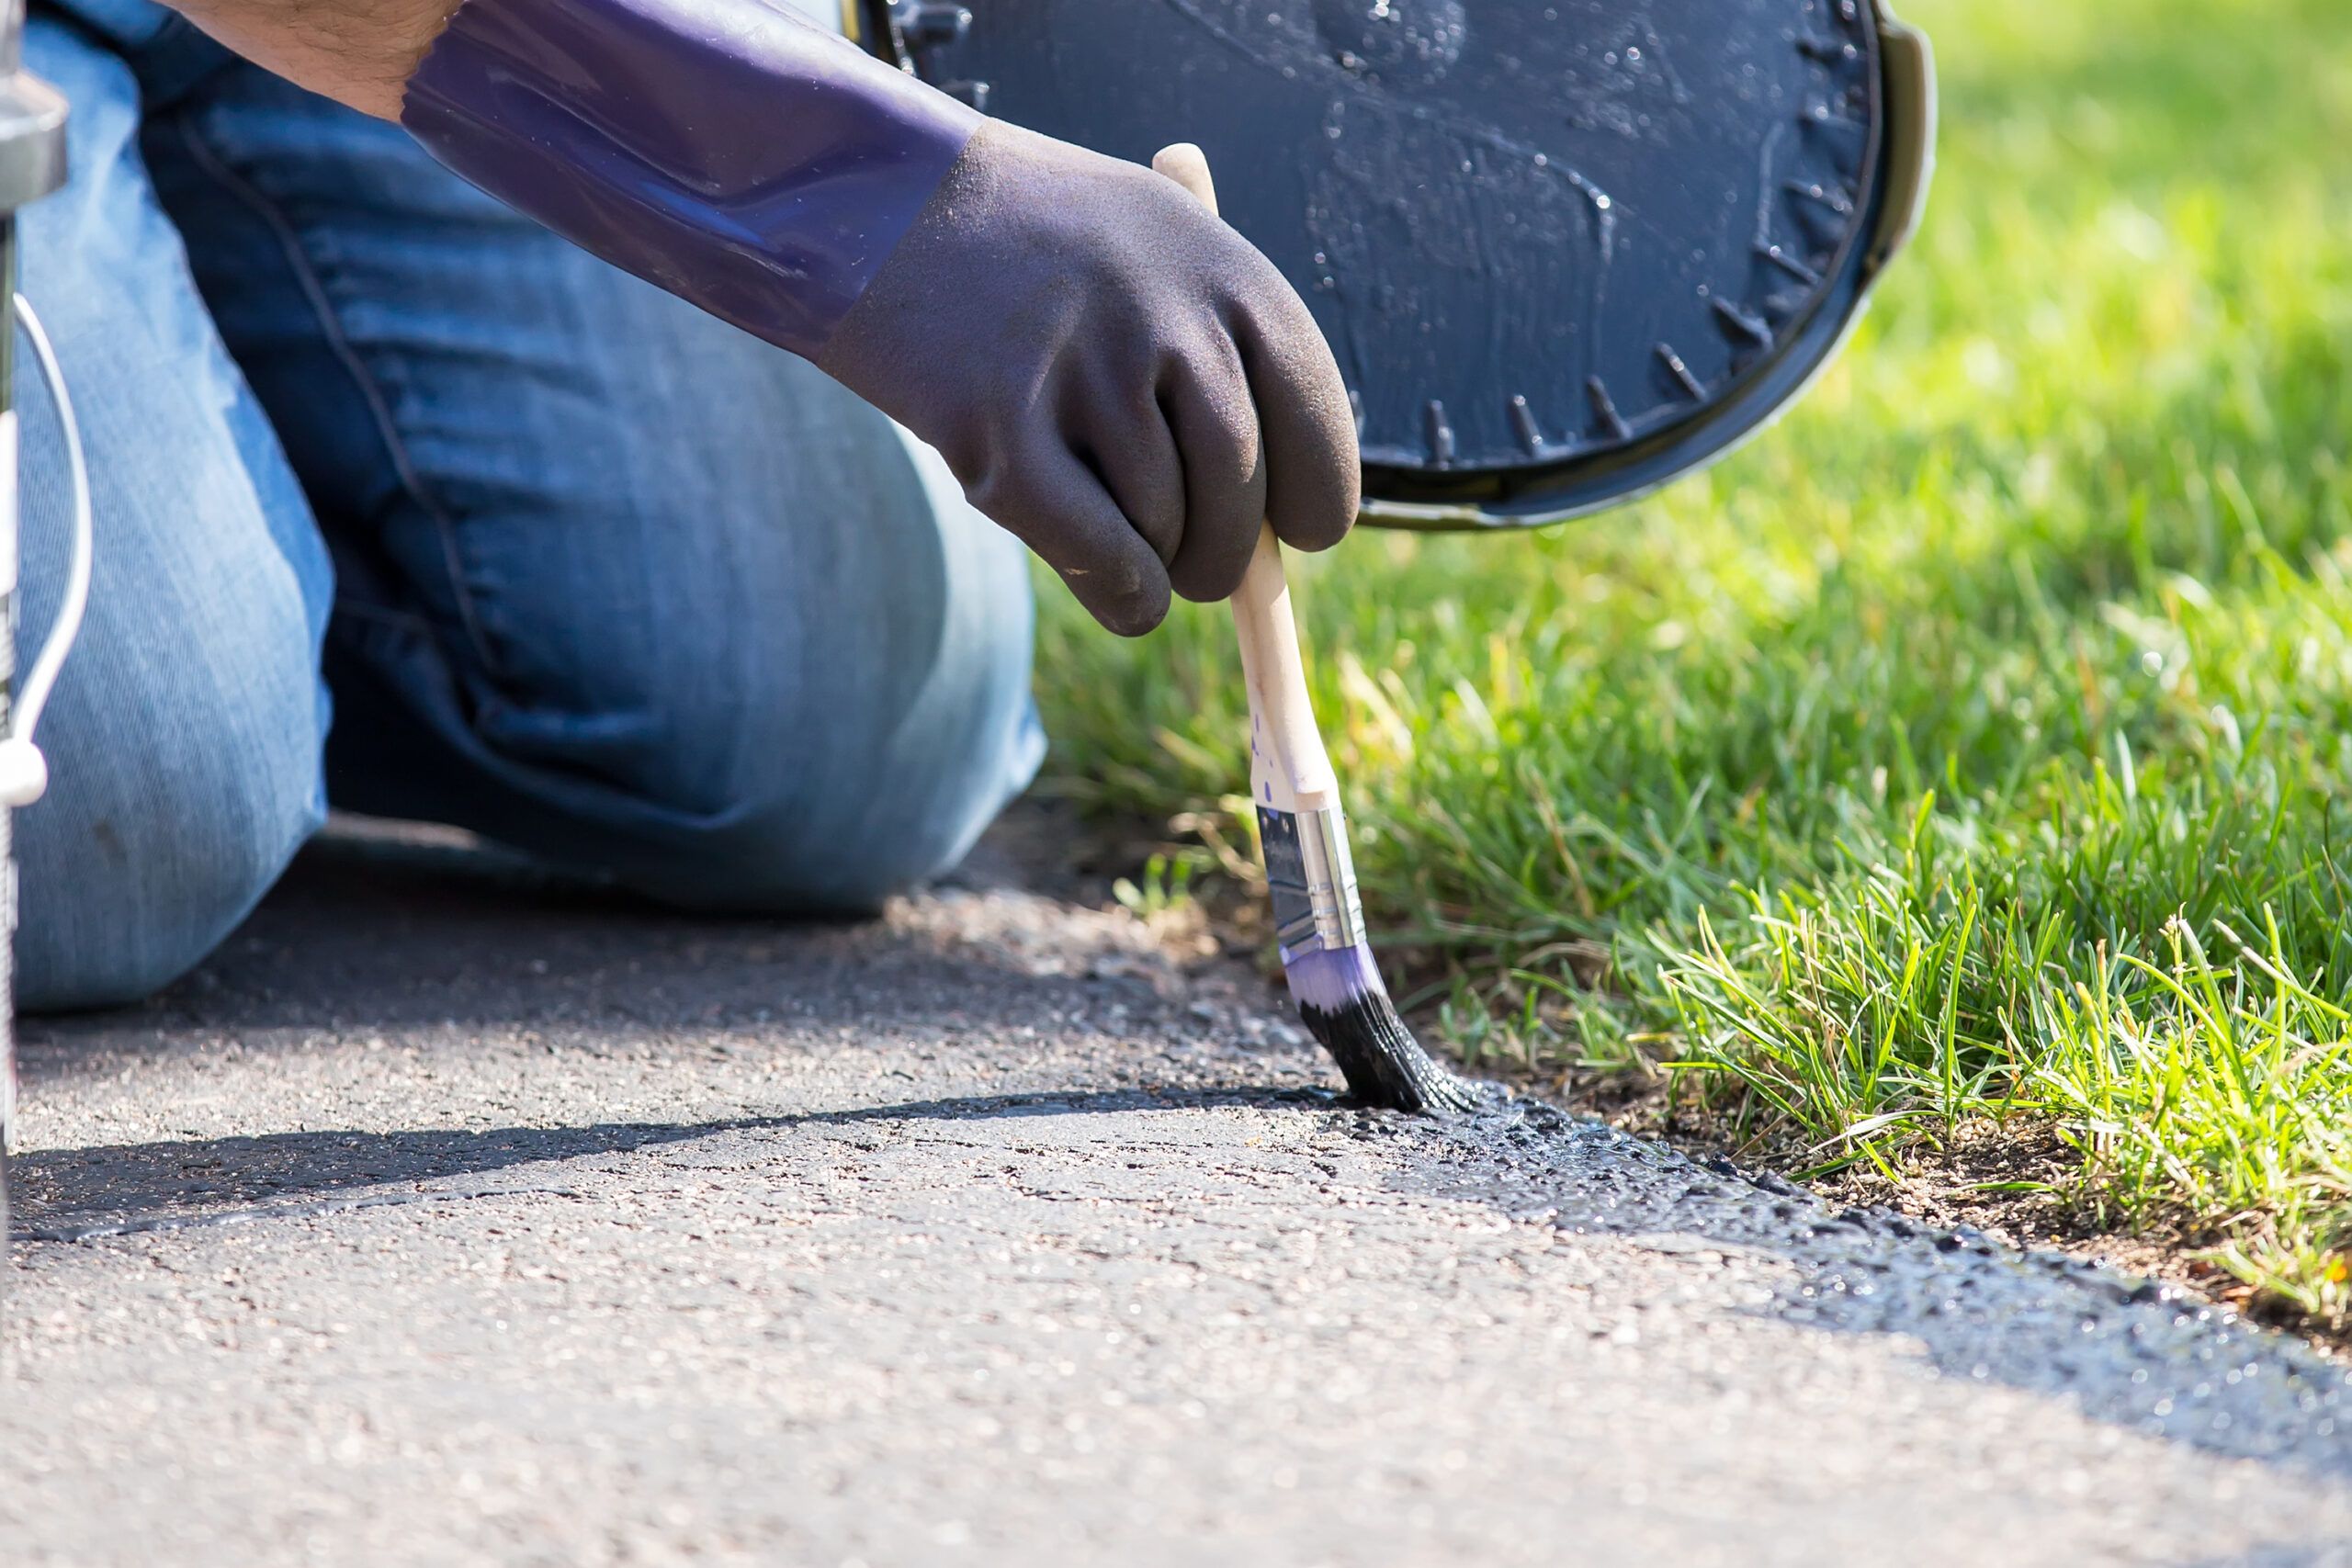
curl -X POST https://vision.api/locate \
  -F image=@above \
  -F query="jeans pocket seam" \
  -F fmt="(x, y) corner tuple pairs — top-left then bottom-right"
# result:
(170, 107), (505, 680)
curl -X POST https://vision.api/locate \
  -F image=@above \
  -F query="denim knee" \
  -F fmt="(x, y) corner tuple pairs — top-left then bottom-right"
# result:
(17, 749), (325, 1013)
(13, 12), (334, 1010)
(12, 508), (328, 1010)
(616, 435), (1045, 916)
(12, 457), (329, 1011)
(303, 245), (1039, 907)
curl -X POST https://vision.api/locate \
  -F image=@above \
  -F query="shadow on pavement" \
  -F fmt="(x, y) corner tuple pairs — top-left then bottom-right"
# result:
(19, 1084), (2351, 1486)
(17, 817), (1218, 1090)
(8, 1088), (1319, 1241)
(16, 818), (2350, 1497)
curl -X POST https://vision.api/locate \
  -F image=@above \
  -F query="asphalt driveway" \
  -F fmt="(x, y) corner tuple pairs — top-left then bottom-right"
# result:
(6, 818), (2348, 1566)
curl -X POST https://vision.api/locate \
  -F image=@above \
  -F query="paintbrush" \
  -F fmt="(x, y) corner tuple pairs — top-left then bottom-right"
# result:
(1151, 142), (1475, 1114)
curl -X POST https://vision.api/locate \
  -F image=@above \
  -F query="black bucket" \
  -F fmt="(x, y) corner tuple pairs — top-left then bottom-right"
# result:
(856, 0), (1934, 531)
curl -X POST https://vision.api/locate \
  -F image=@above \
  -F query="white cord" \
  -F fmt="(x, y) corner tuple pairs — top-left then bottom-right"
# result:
(0, 291), (93, 807)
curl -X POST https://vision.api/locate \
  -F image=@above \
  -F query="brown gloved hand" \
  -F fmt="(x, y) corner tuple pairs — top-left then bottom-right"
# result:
(814, 120), (1360, 635)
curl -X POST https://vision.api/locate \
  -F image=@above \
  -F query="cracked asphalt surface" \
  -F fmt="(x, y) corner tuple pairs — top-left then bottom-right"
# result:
(6, 818), (2351, 1566)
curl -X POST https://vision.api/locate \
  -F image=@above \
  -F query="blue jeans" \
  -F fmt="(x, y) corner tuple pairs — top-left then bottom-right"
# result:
(13, 2), (1046, 1010)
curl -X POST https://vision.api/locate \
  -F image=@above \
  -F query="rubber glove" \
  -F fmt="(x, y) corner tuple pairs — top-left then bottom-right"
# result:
(404, 0), (1358, 634)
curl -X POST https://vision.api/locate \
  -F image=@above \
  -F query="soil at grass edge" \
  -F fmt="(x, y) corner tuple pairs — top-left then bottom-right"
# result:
(1061, 805), (2348, 1354)
(1081, 827), (2333, 1354)
(1522, 1066), (2350, 1357)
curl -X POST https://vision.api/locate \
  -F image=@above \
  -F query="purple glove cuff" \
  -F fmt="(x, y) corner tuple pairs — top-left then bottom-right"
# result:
(401, 0), (980, 357)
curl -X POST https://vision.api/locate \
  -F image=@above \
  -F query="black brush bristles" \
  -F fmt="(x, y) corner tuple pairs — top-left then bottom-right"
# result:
(1283, 942), (1476, 1112)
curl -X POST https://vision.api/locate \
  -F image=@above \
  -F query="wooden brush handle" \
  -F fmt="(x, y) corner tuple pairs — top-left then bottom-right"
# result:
(1150, 143), (1339, 817)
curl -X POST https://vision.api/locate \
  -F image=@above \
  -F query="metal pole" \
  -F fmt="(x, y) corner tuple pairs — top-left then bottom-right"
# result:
(0, 0), (69, 1249)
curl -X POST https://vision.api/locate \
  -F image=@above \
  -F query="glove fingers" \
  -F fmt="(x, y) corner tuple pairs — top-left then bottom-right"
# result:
(1157, 331), (1268, 604)
(1235, 288), (1360, 553)
(1079, 375), (1187, 575)
(976, 441), (1174, 637)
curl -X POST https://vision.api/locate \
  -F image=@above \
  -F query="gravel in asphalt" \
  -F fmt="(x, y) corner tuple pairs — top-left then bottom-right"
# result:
(6, 819), (2349, 1566)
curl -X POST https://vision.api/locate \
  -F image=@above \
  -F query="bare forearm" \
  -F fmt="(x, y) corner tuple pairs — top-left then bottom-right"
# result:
(164, 0), (462, 118)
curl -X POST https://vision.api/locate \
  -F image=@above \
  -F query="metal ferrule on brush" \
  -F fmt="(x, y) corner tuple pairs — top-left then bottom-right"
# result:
(1257, 803), (1367, 961)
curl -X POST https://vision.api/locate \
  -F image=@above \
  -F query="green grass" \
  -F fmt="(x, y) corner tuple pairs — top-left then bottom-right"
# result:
(1030, 0), (2352, 1329)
